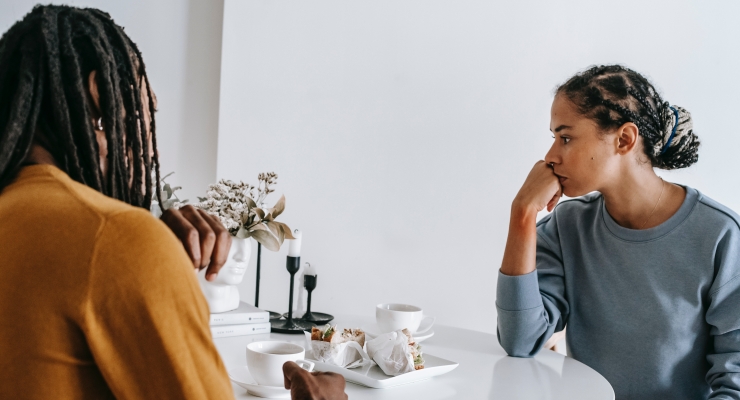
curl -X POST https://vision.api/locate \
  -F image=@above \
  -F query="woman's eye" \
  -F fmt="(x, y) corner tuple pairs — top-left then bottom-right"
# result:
(561, 137), (571, 144)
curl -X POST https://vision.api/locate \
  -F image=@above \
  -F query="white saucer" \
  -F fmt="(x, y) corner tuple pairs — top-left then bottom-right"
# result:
(228, 366), (290, 398)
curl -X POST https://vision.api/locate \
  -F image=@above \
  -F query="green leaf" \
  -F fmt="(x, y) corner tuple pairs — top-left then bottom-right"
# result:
(245, 197), (257, 208)
(253, 207), (265, 221)
(163, 183), (173, 199)
(161, 171), (175, 181)
(251, 229), (280, 251)
(270, 194), (286, 218)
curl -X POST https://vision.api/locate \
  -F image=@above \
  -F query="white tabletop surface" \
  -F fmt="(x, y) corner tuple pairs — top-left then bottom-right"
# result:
(213, 315), (614, 400)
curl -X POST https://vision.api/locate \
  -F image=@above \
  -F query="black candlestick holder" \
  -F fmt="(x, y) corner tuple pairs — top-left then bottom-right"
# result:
(303, 274), (318, 321)
(283, 269), (333, 325)
(271, 256), (313, 333)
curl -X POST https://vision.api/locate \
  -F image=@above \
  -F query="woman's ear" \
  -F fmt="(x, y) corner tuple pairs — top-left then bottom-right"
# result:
(87, 70), (102, 116)
(616, 122), (639, 155)
(87, 70), (109, 177)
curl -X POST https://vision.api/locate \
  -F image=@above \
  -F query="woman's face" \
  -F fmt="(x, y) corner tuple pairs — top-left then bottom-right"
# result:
(92, 70), (156, 191)
(545, 95), (620, 197)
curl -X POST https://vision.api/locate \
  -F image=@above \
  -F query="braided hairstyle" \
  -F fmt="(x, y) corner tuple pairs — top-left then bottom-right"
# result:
(556, 65), (700, 170)
(0, 5), (161, 208)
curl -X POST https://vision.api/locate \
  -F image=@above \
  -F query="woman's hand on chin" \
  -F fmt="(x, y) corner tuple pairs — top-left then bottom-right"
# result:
(513, 160), (563, 214)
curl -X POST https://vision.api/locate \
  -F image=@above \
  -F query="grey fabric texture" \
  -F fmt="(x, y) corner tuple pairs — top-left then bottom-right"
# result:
(496, 186), (740, 400)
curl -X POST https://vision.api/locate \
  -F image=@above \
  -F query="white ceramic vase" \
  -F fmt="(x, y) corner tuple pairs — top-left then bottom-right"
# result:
(198, 236), (252, 313)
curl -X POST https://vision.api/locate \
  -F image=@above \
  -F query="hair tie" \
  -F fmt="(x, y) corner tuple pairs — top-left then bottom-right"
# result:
(660, 106), (679, 155)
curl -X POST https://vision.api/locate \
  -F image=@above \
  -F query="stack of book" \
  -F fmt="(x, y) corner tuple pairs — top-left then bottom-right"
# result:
(210, 302), (271, 339)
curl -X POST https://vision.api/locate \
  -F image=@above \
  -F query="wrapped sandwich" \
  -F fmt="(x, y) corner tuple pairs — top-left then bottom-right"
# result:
(402, 328), (425, 370)
(366, 328), (425, 376)
(305, 325), (371, 368)
(310, 325), (366, 347)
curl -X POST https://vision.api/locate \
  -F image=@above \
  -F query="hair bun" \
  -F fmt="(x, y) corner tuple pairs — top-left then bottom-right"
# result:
(653, 103), (699, 170)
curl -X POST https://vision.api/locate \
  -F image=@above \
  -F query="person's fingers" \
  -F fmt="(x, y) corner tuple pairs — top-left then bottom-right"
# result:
(283, 361), (306, 390)
(200, 211), (231, 281)
(319, 371), (347, 391)
(546, 186), (562, 212)
(283, 363), (293, 390)
(313, 371), (348, 400)
(178, 205), (216, 270)
(160, 208), (201, 268)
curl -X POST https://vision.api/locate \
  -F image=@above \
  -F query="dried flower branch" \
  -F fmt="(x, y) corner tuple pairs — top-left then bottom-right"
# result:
(194, 172), (294, 251)
(150, 171), (188, 218)
(256, 172), (278, 205)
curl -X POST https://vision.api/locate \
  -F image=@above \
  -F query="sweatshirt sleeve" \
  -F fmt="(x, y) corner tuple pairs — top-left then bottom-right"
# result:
(496, 213), (570, 357)
(705, 226), (740, 399)
(83, 209), (235, 400)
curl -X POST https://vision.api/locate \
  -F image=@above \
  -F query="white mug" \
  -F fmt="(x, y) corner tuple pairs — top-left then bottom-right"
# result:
(376, 303), (423, 333)
(246, 341), (315, 387)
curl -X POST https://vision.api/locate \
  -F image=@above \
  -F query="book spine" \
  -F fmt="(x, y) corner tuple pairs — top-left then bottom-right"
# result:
(210, 322), (272, 339)
(209, 312), (270, 326)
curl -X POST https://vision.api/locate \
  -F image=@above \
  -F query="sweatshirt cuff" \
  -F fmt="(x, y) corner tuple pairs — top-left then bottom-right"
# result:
(496, 270), (542, 311)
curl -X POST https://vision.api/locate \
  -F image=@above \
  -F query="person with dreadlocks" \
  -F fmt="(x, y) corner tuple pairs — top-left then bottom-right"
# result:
(496, 65), (740, 399)
(0, 5), (347, 399)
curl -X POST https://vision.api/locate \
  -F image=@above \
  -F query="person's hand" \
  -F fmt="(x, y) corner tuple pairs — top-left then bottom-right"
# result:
(513, 160), (563, 213)
(160, 205), (232, 281)
(544, 329), (566, 352)
(283, 361), (348, 400)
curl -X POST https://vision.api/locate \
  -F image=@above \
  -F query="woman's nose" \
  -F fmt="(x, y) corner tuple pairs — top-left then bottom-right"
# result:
(544, 142), (559, 165)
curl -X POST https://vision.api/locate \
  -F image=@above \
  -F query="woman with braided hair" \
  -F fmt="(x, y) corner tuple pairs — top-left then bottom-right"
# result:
(497, 65), (740, 399)
(0, 5), (347, 399)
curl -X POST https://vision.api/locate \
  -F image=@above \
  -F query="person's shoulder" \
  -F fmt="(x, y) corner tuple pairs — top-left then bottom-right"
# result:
(537, 192), (602, 227)
(96, 207), (189, 268)
(10, 164), (143, 219)
(43, 167), (184, 246)
(55, 172), (142, 219)
(556, 191), (602, 212)
(692, 188), (740, 233)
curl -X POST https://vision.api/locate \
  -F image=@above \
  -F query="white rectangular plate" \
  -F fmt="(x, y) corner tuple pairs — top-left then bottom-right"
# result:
(309, 354), (458, 389)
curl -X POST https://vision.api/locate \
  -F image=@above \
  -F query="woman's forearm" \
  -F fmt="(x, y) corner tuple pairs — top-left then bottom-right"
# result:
(500, 204), (538, 276)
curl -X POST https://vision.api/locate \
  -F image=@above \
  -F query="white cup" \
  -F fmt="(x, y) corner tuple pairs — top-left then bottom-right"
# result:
(246, 341), (315, 387)
(376, 303), (423, 333)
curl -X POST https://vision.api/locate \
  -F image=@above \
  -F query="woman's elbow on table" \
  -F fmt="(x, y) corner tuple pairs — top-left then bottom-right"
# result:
(496, 327), (544, 358)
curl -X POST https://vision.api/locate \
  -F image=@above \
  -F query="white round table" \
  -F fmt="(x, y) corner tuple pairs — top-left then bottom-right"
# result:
(213, 315), (614, 399)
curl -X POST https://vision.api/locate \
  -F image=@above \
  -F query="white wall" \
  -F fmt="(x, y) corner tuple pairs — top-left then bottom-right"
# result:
(218, 0), (740, 334)
(0, 0), (224, 201)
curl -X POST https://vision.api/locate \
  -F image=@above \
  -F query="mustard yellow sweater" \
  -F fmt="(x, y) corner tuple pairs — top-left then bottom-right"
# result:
(0, 165), (234, 399)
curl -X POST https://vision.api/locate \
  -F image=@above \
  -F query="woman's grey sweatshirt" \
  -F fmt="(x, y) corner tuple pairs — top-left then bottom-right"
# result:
(496, 186), (740, 399)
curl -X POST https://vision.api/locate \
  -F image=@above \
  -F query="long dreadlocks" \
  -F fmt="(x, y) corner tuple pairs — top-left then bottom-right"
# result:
(0, 5), (161, 209)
